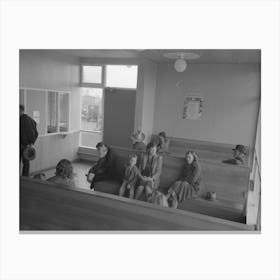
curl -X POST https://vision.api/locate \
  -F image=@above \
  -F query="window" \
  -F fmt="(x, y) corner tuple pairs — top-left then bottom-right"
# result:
(105, 65), (138, 89)
(80, 88), (103, 148)
(47, 91), (58, 133)
(59, 93), (69, 132)
(47, 91), (70, 134)
(82, 65), (102, 84)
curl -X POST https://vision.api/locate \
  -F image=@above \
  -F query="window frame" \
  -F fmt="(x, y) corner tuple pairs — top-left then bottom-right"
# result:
(80, 64), (105, 88)
(79, 87), (104, 149)
(105, 64), (139, 90)
(20, 87), (71, 137)
(78, 62), (139, 149)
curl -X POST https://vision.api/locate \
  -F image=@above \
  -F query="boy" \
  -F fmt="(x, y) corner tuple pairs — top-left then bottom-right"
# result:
(119, 154), (139, 199)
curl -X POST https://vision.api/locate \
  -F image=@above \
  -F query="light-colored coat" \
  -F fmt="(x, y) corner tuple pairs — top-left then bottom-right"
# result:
(139, 154), (163, 188)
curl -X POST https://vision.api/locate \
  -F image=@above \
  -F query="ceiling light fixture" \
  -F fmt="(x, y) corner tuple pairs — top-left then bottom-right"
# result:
(163, 52), (200, 72)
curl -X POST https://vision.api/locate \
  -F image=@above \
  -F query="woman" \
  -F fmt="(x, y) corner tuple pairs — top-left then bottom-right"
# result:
(47, 159), (76, 188)
(135, 142), (163, 202)
(166, 151), (202, 208)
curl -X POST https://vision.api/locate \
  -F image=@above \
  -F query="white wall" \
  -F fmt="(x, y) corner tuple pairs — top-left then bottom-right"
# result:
(153, 63), (261, 148)
(20, 50), (81, 172)
(141, 60), (157, 143)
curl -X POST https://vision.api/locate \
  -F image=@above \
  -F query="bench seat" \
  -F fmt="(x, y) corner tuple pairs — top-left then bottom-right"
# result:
(78, 145), (250, 223)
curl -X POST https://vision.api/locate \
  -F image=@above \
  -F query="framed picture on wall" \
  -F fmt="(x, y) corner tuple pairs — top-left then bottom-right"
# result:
(182, 95), (203, 120)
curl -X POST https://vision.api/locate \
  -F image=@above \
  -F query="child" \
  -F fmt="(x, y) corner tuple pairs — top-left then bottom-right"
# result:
(119, 154), (139, 199)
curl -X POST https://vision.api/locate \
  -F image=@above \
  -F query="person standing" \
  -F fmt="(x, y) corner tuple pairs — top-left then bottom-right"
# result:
(20, 105), (38, 177)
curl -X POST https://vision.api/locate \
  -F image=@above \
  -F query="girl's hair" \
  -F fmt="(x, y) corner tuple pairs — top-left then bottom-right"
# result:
(185, 151), (199, 162)
(146, 142), (157, 152)
(55, 159), (74, 179)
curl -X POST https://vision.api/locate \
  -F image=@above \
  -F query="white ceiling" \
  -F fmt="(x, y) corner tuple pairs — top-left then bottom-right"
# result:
(41, 49), (261, 64)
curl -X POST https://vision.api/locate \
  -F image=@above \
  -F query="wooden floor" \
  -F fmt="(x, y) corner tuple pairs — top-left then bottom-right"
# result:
(20, 177), (254, 231)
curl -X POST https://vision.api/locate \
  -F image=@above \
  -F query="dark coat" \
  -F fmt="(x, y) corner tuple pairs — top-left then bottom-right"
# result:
(122, 164), (139, 188)
(89, 148), (116, 181)
(181, 160), (202, 190)
(20, 114), (38, 147)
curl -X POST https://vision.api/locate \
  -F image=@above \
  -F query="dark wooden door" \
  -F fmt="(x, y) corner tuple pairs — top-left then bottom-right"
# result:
(103, 88), (136, 148)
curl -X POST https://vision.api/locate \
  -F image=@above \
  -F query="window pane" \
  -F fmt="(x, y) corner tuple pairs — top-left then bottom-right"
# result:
(47, 91), (58, 133)
(59, 93), (69, 132)
(82, 65), (102, 84)
(81, 88), (103, 132)
(106, 65), (138, 89)
(80, 131), (102, 148)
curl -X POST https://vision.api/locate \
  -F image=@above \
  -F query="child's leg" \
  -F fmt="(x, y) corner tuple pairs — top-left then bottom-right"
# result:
(145, 182), (154, 203)
(119, 182), (127, 196)
(129, 185), (135, 199)
(135, 185), (144, 200)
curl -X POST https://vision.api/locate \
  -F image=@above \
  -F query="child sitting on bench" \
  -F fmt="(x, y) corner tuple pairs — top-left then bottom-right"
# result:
(119, 154), (139, 199)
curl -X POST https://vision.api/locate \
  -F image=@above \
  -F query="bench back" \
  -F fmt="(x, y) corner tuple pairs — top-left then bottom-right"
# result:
(111, 146), (250, 209)
(151, 134), (252, 167)
(20, 177), (253, 231)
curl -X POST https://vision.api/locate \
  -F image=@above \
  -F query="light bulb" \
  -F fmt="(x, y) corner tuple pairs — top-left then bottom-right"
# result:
(174, 59), (187, 72)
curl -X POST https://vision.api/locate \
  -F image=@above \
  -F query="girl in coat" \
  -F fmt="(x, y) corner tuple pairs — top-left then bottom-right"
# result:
(135, 142), (163, 202)
(166, 151), (202, 208)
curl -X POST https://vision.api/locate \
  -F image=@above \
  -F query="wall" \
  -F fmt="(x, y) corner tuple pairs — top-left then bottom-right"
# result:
(141, 60), (157, 142)
(20, 50), (81, 172)
(153, 63), (261, 148)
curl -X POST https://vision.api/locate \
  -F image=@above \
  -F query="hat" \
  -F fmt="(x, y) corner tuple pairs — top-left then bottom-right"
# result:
(159, 131), (167, 139)
(22, 146), (36, 161)
(131, 130), (145, 142)
(232, 144), (247, 155)
(205, 191), (217, 201)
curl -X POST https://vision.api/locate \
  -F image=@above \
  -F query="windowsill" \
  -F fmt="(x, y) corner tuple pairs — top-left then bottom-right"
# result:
(38, 130), (79, 138)
(80, 130), (102, 134)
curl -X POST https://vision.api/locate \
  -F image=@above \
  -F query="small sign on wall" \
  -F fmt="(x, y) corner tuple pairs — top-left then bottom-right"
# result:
(33, 111), (40, 124)
(182, 95), (203, 120)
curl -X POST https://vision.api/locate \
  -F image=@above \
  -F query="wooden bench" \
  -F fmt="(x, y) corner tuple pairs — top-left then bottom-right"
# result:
(20, 177), (254, 231)
(151, 135), (252, 167)
(78, 146), (250, 223)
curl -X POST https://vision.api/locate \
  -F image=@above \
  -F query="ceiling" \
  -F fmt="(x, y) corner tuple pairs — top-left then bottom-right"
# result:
(44, 49), (261, 64)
